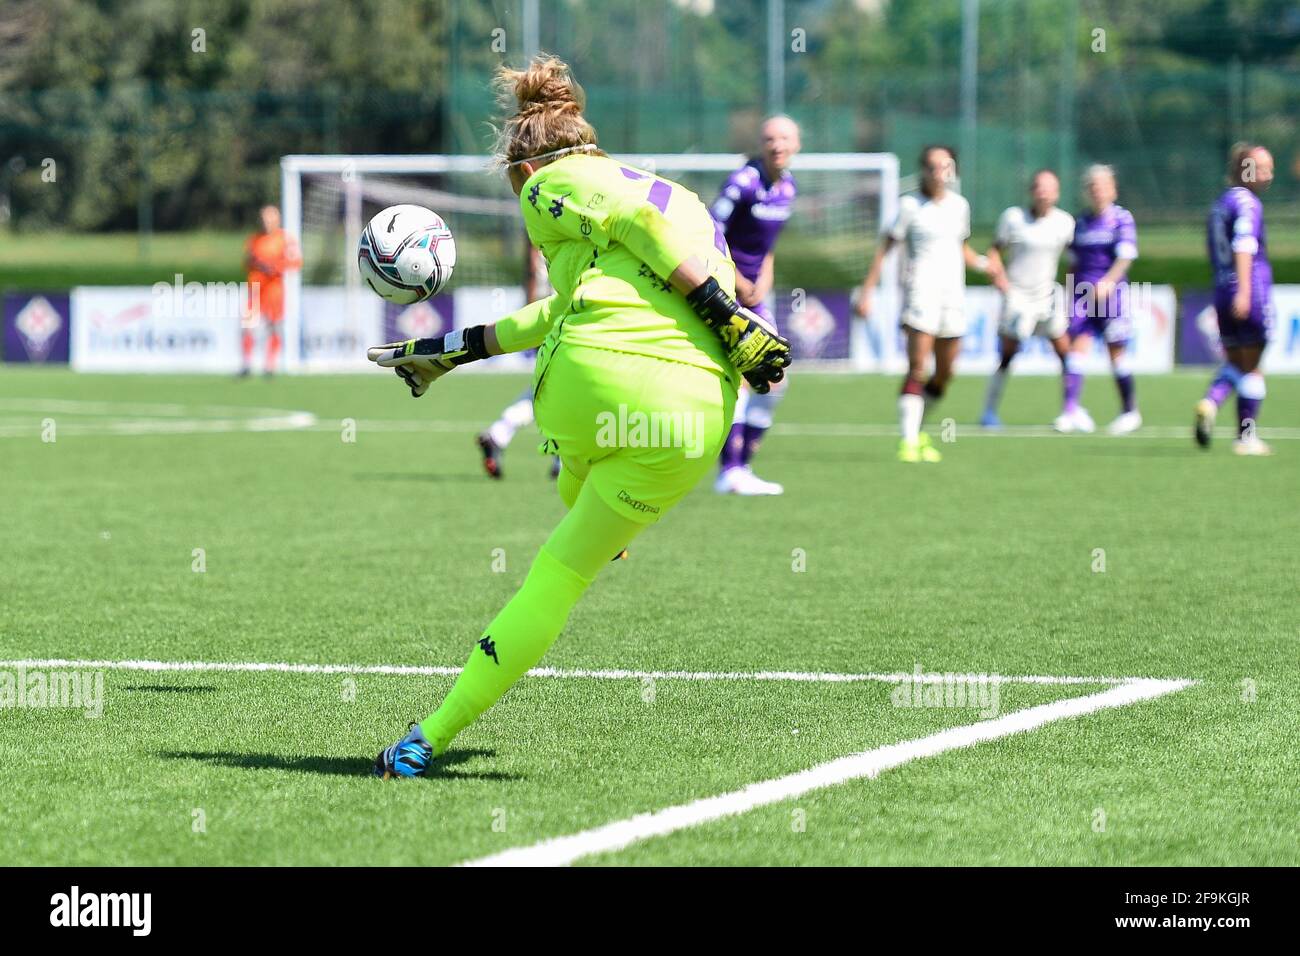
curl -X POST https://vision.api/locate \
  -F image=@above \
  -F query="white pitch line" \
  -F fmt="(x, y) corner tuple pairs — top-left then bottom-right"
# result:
(460, 677), (1194, 867)
(0, 658), (1162, 687)
(293, 419), (1300, 441)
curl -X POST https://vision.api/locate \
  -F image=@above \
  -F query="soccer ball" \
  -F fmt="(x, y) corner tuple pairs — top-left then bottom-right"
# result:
(357, 204), (457, 304)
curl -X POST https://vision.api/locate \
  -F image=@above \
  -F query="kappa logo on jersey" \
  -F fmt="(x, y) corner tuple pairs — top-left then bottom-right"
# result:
(617, 490), (660, 515)
(528, 183), (541, 210)
(548, 194), (567, 218)
(478, 635), (499, 664)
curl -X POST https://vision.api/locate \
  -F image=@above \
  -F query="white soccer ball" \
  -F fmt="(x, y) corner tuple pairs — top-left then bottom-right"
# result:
(357, 204), (457, 304)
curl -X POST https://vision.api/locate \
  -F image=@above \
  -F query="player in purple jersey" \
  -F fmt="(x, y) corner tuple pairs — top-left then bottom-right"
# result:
(1056, 165), (1142, 436)
(1197, 143), (1276, 456)
(711, 116), (800, 495)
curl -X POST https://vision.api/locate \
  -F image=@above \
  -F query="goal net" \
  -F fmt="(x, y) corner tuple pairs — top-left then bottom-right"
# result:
(280, 153), (899, 371)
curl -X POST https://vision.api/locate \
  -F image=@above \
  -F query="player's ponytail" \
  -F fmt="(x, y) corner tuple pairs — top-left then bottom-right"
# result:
(492, 54), (602, 169)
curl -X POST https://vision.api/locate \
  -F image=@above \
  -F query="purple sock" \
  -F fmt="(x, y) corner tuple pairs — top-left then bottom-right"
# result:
(719, 422), (746, 471)
(1205, 367), (1237, 406)
(1115, 373), (1136, 414)
(740, 423), (767, 467)
(1064, 371), (1083, 412)
(1237, 397), (1261, 438)
(1206, 379), (1234, 405)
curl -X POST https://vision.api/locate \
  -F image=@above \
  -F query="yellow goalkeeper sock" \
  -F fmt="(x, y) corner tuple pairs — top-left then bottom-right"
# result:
(419, 480), (645, 755)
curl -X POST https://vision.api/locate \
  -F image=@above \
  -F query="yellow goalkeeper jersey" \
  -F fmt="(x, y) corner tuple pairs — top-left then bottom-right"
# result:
(496, 153), (739, 386)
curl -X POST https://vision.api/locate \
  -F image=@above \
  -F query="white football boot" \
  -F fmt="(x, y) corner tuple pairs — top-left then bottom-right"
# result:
(1232, 437), (1274, 457)
(1053, 406), (1095, 434)
(1106, 410), (1143, 435)
(714, 467), (747, 494)
(715, 466), (783, 496)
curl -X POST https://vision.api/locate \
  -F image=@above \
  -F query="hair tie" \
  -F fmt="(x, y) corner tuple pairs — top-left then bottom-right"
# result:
(506, 143), (599, 168)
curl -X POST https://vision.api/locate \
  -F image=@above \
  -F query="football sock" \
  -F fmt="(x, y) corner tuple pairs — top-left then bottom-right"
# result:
(1063, 354), (1084, 413)
(898, 379), (924, 442)
(740, 387), (781, 466)
(1237, 372), (1266, 438)
(241, 330), (255, 369)
(719, 422), (746, 471)
(1114, 373), (1135, 413)
(1110, 352), (1135, 414)
(718, 387), (749, 472)
(487, 393), (537, 449)
(419, 479), (645, 755)
(265, 331), (281, 374)
(1204, 363), (1242, 406)
(984, 366), (1008, 414)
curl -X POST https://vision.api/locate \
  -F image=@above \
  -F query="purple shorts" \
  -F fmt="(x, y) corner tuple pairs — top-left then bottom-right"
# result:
(1069, 282), (1131, 344)
(1214, 292), (1273, 349)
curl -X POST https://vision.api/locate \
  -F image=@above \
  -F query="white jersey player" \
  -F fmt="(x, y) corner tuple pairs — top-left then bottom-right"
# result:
(856, 145), (997, 462)
(981, 170), (1075, 428)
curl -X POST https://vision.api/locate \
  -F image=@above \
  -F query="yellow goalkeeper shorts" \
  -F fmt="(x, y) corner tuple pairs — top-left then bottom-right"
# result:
(533, 343), (736, 524)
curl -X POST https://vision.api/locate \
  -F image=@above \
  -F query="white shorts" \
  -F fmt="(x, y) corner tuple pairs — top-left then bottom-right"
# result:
(999, 286), (1067, 342)
(900, 291), (967, 339)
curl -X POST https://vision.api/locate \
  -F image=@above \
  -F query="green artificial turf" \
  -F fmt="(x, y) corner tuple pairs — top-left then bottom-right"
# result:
(0, 368), (1296, 865)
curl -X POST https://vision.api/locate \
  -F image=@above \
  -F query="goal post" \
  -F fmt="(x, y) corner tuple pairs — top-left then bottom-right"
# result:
(280, 152), (899, 372)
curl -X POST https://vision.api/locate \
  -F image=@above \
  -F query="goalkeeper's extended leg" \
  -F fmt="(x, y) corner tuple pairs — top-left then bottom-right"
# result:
(374, 480), (645, 777)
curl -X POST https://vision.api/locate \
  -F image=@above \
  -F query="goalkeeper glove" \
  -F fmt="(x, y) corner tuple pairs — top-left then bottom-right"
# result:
(685, 277), (791, 393)
(366, 326), (490, 398)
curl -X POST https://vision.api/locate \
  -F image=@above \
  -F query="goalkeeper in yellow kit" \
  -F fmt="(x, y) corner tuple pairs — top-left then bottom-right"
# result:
(369, 55), (790, 777)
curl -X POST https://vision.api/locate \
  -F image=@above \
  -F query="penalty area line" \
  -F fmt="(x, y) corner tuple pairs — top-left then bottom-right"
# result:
(0, 657), (1173, 687)
(459, 677), (1195, 867)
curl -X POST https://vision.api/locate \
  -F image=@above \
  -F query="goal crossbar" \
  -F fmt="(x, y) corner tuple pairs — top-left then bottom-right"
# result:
(280, 152), (899, 371)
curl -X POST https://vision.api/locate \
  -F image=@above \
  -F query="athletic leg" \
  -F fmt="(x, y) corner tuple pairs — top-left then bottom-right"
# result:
(1109, 341), (1135, 414)
(926, 335), (960, 417)
(716, 385), (749, 486)
(265, 323), (281, 375)
(899, 329), (933, 443)
(416, 479), (647, 757)
(1232, 344), (1268, 451)
(1055, 332), (1095, 433)
(478, 387), (537, 478)
(983, 335), (1019, 426)
(1105, 340), (1142, 434)
(487, 388), (537, 450)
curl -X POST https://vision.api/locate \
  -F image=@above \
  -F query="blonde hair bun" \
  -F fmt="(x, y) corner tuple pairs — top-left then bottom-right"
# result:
(493, 54), (599, 167)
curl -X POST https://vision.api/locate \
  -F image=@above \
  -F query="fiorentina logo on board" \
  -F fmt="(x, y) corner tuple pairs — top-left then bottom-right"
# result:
(14, 295), (62, 361)
(787, 294), (836, 358)
(395, 300), (443, 339)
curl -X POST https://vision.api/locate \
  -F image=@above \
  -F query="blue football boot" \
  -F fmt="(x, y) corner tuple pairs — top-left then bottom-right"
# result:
(373, 723), (435, 779)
